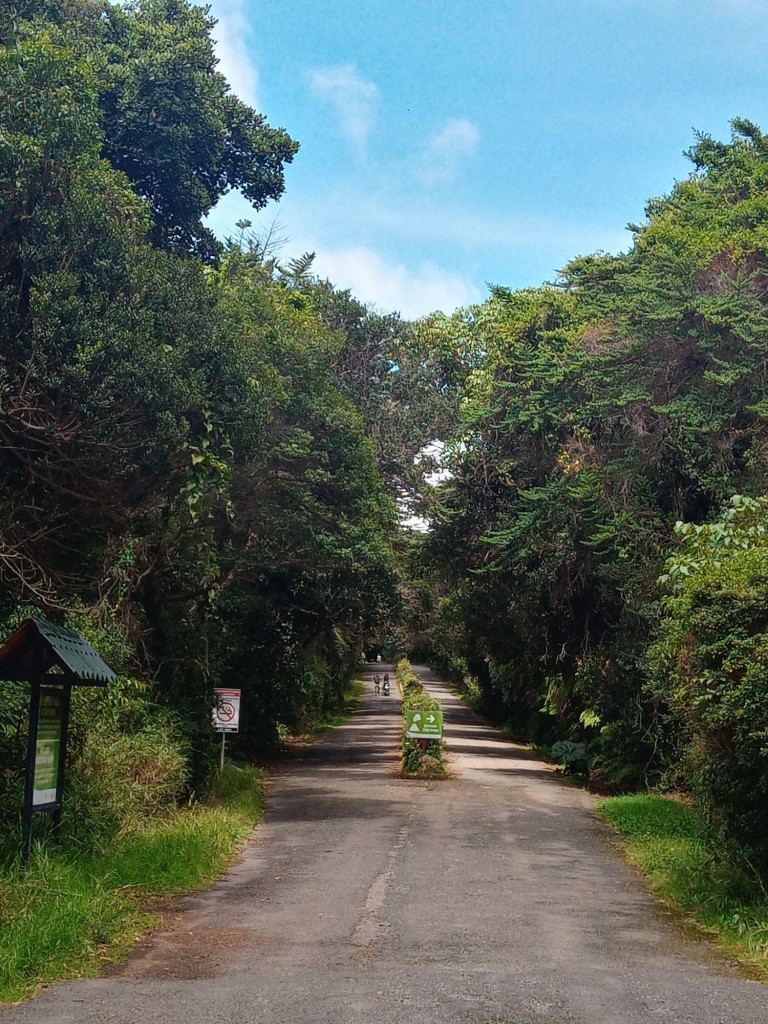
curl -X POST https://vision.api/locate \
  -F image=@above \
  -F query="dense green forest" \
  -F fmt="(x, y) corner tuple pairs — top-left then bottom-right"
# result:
(420, 122), (768, 869)
(2, 0), (768, 874)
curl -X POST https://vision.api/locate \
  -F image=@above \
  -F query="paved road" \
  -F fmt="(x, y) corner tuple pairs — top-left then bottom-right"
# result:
(4, 664), (768, 1024)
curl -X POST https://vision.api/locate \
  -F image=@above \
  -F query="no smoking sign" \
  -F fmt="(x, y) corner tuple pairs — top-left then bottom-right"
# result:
(213, 688), (241, 733)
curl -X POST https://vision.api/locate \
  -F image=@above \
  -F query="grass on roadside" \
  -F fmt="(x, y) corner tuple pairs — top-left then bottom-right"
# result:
(0, 763), (266, 1005)
(441, 673), (483, 715)
(280, 678), (365, 746)
(597, 794), (768, 980)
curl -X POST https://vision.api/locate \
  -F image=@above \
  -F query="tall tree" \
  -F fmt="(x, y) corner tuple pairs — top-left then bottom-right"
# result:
(5, 0), (299, 259)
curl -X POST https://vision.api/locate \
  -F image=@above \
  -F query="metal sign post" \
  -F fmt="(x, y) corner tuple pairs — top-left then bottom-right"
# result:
(212, 688), (241, 771)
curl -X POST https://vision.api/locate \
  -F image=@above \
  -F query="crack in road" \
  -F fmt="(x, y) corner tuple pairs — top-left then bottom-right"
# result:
(352, 822), (411, 949)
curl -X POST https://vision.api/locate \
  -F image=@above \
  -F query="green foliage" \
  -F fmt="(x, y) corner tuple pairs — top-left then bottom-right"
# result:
(0, 762), (265, 1003)
(0, 673), (188, 858)
(550, 740), (587, 773)
(396, 657), (422, 695)
(650, 496), (768, 867)
(422, 120), (768, 833)
(598, 795), (768, 978)
(66, 718), (187, 846)
(289, 277), (466, 519)
(10, 0), (299, 259)
(660, 494), (768, 587)
(0, 0), (402, 798)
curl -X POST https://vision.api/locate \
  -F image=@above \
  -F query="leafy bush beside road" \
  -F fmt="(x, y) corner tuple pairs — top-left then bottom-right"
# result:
(417, 122), (768, 870)
(649, 497), (768, 870)
(0, 672), (189, 859)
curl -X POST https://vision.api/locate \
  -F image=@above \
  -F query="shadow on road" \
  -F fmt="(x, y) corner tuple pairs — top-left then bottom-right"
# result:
(265, 785), (402, 823)
(407, 668), (579, 790)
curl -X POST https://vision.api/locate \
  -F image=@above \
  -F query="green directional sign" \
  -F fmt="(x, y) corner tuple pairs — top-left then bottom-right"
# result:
(405, 709), (443, 738)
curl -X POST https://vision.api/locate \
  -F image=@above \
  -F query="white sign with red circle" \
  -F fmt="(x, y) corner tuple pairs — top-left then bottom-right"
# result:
(213, 688), (241, 733)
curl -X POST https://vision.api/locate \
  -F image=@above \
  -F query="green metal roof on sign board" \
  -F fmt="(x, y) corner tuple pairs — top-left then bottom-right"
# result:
(0, 617), (117, 685)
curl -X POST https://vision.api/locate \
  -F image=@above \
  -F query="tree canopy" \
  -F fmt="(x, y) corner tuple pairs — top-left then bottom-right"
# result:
(2, 0), (298, 259)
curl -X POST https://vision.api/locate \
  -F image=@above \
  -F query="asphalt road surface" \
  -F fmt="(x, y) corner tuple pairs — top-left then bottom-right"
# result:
(4, 664), (768, 1024)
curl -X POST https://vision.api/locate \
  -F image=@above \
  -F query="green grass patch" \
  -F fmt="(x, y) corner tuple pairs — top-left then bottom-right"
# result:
(0, 763), (266, 1005)
(598, 794), (768, 980)
(281, 678), (365, 746)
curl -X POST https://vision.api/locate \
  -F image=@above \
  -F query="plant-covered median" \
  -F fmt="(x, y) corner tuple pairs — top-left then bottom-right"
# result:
(598, 794), (768, 980)
(0, 762), (265, 1005)
(397, 660), (447, 778)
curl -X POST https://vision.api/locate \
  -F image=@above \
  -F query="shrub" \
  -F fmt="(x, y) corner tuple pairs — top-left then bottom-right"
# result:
(78, 677), (186, 848)
(550, 739), (587, 773)
(66, 720), (188, 846)
(650, 497), (768, 870)
(396, 658), (421, 694)
(0, 676), (188, 860)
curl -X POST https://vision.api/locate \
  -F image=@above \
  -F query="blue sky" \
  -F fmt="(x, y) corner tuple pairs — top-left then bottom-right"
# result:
(205, 0), (768, 318)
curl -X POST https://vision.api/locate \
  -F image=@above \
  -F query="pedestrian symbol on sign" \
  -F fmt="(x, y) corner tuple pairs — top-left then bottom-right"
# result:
(405, 708), (443, 739)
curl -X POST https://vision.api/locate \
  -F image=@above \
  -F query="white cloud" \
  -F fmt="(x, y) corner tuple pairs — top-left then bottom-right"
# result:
(209, 0), (260, 107)
(286, 185), (630, 258)
(205, 185), (631, 315)
(307, 64), (380, 156)
(418, 118), (480, 185)
(309, 246), (481, 318)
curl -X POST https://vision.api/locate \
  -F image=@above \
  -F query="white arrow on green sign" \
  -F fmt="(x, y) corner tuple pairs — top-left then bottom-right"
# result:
(405, 709), (443, 739)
